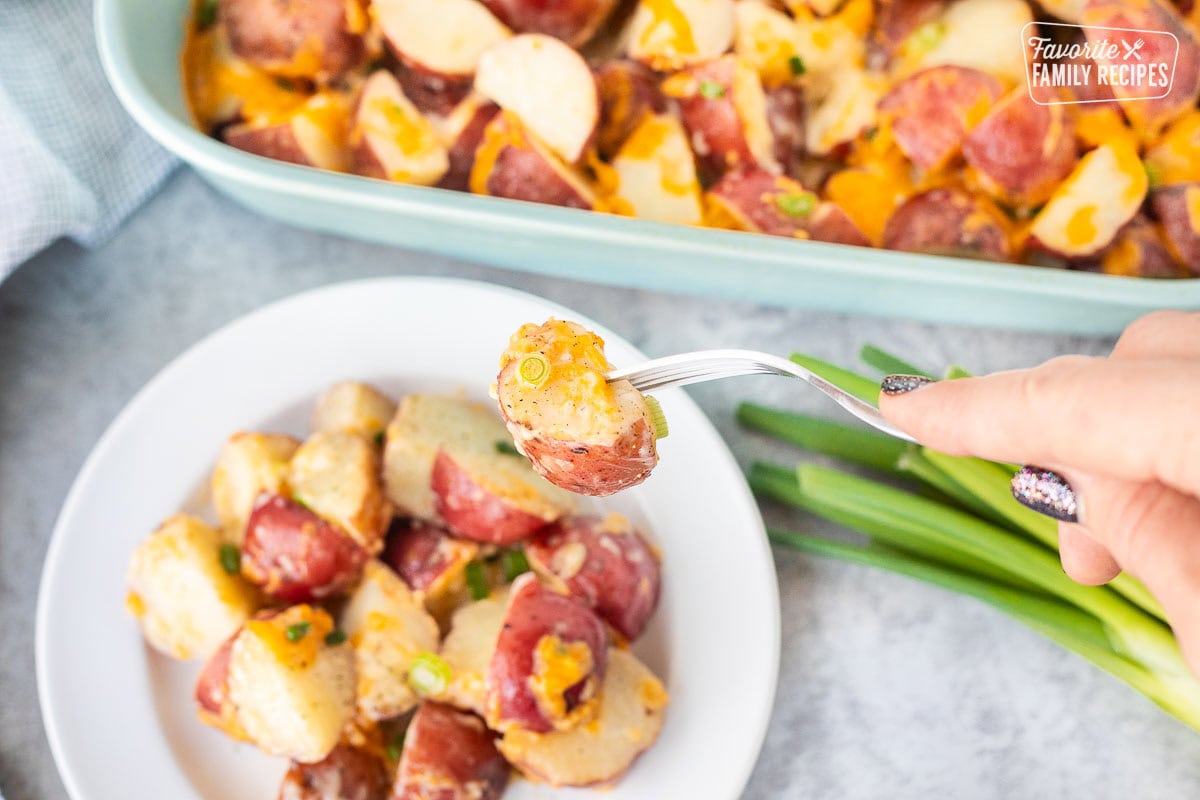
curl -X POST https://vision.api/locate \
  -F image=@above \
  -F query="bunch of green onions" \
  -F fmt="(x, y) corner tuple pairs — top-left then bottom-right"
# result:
(741, 345), (1200, 730)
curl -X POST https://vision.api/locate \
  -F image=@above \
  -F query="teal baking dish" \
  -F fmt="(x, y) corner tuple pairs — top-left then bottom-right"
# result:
(94, 0), (1200, 334)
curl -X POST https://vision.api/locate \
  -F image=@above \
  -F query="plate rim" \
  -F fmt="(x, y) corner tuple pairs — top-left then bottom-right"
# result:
(36, 276), (781, 800)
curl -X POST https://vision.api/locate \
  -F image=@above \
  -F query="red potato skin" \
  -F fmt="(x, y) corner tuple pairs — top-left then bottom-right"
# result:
(473, 115), (595, 209)
(871, 0), (946, 64)
(223, 122), (315, 166)
(707, 168), (861, 243)
(962, 89), (1078, 206)
(218, 0), (363, 81)
(1081, 0), (1200, 131)
(479, 0), (618, 47)
(526, 516), (661, 641)
(594, 60), (668, 161)
(766, 84), (806, 180)
(1088, 215), (1187, 277)
(486, 574), (608, 733)
(382, 518), (470, 591)
(438, 102), (501, 192)
(431, 450), (549, 544)
(392, 62), (473, 118)
(878, 66), (1005, 171)
(242, 494), (369, 602)
(195, 633), (239, 734)
(393, 703), (509, 800)
(1152, 184), (1200, 273)
(882, 188), (1012, 260)
(279, 744), (391, 800)
(806, 202), (872, 247)
(674, 56), (769, 182)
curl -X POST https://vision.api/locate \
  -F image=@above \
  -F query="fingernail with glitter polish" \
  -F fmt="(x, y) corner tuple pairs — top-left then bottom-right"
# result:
(881, 375), (935, 395)
(1011, 466), (1078, 523)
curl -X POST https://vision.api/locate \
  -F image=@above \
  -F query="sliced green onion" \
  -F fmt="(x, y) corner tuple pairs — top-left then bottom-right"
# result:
(776, 191), (817, 218)
(465, 560), (489, 600)
(788, 55), (806, 76)
(386, 733), (406, 761)
(374, 430), (386, 446)
(517, 353), (551, 388)
(285, 622), (311, 643)
(196, 0), (218, 29)
(909, 20), (946, 53)
(788, 353), (881, 405)
(495, 440), (522, 456)
(1145, 160), (1162, 189)
(737, 403), (906, 473)
(944, 364), (973, 380)
(644, 395), (669, 439)
(408, 652), (451, 696)
(503, 548), (530, 582)
(324, 629), (347, 646)
(859, 344), (932, 379)
(699, 79), (725, 99)
(218, 543), (241, 575)
(863, 126), (879, 142)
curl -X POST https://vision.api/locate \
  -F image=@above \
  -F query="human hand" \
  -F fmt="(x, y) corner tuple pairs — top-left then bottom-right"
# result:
(877, 311), (1200, 673)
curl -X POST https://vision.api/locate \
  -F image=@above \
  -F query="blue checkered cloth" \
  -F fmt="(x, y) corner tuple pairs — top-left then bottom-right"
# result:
(0, 0), (178, 278)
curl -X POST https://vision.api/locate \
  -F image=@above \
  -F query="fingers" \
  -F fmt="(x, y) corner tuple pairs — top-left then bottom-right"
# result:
(1058, 521), (1122, 585)
(879, 356), (1200, 497)
(1067, 472), (1200, 673)
(1111, 311), (1200, 360)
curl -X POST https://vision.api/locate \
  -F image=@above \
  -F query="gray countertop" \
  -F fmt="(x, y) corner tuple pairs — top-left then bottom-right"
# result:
(3, 170), (1199, 799)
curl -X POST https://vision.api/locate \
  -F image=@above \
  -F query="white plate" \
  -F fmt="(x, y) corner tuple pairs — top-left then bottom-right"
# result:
(36, 277), (779, 800)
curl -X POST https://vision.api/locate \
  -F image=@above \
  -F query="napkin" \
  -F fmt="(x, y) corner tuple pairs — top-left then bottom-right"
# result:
(0, 0), (178, 279)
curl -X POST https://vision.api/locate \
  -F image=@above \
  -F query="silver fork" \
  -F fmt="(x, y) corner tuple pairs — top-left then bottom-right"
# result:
(607, 349), (917, 444)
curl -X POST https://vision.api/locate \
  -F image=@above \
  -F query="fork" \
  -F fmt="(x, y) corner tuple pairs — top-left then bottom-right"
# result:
(607, 349), (917, 444)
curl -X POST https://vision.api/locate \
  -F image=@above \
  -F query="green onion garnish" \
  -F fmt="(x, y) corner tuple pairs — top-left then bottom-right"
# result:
(699, 80), (725, 99)
(863, 126), (879, 142)
(788, 55), (806, 77)
(495, 440), (522, 456)
(408, 652), (451, 696)
(374, 430), (386, 446)
(909, 20), (946, 53)
(502, 548), (530, 582)
(1144, 160), (1162, 189)
(644, 395), (669, 440)
(517, 353), (551, 388)
(324, 629), (347, 646)
(196, 0), (218, 29)
(465, 560), (489, 600)
(218, 543), (241, 575)
(386, 733), (406, 761)
(274, 77), (294, 92)
(776, 191), (816, 218)
(285, 622), (311, 642)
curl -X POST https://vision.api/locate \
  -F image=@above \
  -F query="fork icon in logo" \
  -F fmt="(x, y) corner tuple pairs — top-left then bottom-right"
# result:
(1123, 38), (1146, 60)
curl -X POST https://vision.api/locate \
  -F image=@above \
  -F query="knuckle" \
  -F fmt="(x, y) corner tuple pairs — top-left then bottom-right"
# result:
(1113, 310), (1189, 356)
(1104, 482), (1171, 574)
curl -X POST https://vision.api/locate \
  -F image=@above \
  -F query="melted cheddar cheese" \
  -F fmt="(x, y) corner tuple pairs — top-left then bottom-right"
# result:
(245, 605), (334, 672)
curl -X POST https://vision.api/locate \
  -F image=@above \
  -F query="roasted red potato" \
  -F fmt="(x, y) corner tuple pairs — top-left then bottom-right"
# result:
(882, 188), (1011, 261)
(350, 71), (449, 186)
(288, 431), (391, 554)
(626, 0), (736, 70)
(383, 393), (575, 536)
(1029, 141), (1149, 259)
(197, 605), (357, 763)
(218, 0), (364, 81)
(485, 574), (608, 733)
(901, 0), (1034, 84)
(1152, 184), (1200, 273)
(962, 88), (1078, 206)
(126, 514), (260, 660)
(1080, 0), (1200, 133)
(594, 60), (667, 161)
(805, 202), (872, 247)
(526, 514), (661, 641)
(668, 54), (778, 179)
(610, 113), (704, 226)
(705, 167), (821, 237)
(1095, 215), (1187, 278)
(311, 381), (396, 442)
(242, 494), (369, 602)
(877, 65), (1004, 172)
(805, 66), (883, 157)
(393, 703), (510, 800)
(383, 518), (480, 597)
(438, 590), (510, 715)
(278, 744), (391, 800)
(475, 34), (599, 164)
(480, 0), (617, 46)
(437, 95), (501, 192)
(765, 83), (806, 179)
(497, 649), (668, 787)
(374, 0), (511, 82)
(222, 93), (350, 170)
(469, 112), (597, 208)
(1144, 111), (1200, 188)
(495, 319), (660, 497)
(212, 431), (300, 544)
(871, 0), (945, 62)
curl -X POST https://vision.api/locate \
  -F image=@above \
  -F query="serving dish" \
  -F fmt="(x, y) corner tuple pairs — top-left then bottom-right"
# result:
(36, 277), (779, 800)
(95, 0), (1200, 333)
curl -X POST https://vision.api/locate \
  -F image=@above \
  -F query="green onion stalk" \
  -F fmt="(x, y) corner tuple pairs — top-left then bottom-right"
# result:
(739, 345), (1200, 730)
